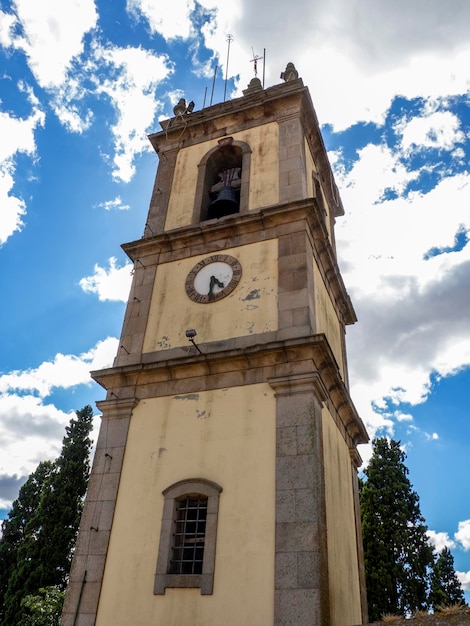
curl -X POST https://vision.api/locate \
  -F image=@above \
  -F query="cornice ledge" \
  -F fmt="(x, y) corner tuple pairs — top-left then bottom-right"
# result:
(268, 371), (328, 403)
(326, 381), (369, 446)
(91, 334), (368, 446)
(350, 447), (364, 469)
(95, 397), (138, 419)
(91, 334), (326, 384)
(307, 200), (357, 325)
(121, 198), (316, 260)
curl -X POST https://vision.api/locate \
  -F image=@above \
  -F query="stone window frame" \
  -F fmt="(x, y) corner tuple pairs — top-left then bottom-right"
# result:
(192, 137), (252, 223)
(154, 478), (223, 595)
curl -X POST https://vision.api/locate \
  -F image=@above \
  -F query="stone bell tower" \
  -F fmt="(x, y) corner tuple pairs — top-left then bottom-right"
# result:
(62, 65), (369, 626)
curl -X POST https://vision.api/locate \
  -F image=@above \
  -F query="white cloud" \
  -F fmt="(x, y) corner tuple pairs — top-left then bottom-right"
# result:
(91, 43), (172, 181)
(3, 0), (470, 192)
(427, 530), (456, 552)
(0, 394), (70, 478)
(0, 10), (17, 47)
(74, 0), (470, 179)
(79, 257), (133, 302)
(167, 89), (186, 107)
(0, 103), (43, 164)
(334, 127), (470, 436)
(3, 0), (98, 88)
(0, 102), (45, 245)
(398, 111), (465, 153)
(396, 413), (413, 422)
(127, 0), (195, 40)
(0, 398), (104, 510)
(301, 46), (470, 132)
(0, 337), (118, 397)
(50, 75), (94, 133)
(336, 142), (418, 208)
(455, 520), (470, 551)
(0, 337), (117, 507)
(457, 570), (470, 591)
(336, 166), (470, 297)
(1, 6), (173, 183)
(185, 0), (470, 130)
(95, 196), (130, 211)
(0, 165), (27, 246)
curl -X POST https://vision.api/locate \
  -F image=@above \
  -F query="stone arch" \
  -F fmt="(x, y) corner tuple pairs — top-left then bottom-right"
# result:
(192, 137), (252, 223)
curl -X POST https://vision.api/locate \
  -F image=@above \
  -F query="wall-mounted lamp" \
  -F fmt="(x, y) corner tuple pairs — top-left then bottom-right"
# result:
(185, 329), (202, 354)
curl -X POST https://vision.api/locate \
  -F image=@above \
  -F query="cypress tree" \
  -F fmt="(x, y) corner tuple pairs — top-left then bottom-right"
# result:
(0, 405), (94, 624)
(429, 547), (466, 610)
(0, 462), (54, 623)
(360, 438), (434, 621)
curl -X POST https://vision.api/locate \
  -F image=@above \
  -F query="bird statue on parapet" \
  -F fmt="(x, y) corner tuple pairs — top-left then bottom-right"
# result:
(280, 62), (299, 82)
(173, 98), (195, 117)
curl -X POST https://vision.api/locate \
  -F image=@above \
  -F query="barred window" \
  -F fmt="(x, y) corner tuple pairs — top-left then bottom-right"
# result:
(154, 479), (222, 595)
(169, 495), (207, 575)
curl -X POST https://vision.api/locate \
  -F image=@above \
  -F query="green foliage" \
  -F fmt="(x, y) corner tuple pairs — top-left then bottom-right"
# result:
(360, 438), (434, 621)
(20, 586), (65, 625)
(0, 406), (94, 624)
(429, 547), (466, 610)
(0, 461), (54, 621)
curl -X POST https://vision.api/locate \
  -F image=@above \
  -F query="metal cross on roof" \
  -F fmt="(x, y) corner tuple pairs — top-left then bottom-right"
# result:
(250, 47), (263, 77)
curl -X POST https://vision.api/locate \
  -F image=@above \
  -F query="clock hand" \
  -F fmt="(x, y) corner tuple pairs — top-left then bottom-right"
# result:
(208, 275), (224, 297)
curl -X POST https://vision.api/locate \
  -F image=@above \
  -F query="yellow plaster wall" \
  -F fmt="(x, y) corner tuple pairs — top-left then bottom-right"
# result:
(143, 240), (278, 354)
(322, 407), (363, 626)
(313, 260), (345, 376)
(164, 122), (279, 231)
(246, 123), (279, 210)
(164, 140), (207, 231)
(95, 384), (276, 626)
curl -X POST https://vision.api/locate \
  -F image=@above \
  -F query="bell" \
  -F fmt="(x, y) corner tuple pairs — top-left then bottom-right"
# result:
(207, 186), (239, 219)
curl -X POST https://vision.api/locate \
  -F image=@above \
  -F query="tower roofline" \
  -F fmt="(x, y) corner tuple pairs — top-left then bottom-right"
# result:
(149, 76), (345, 218)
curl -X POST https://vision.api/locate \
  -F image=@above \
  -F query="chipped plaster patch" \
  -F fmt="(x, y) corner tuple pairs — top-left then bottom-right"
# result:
(242, 289), (260, 301)
(173, 393), (200, 401)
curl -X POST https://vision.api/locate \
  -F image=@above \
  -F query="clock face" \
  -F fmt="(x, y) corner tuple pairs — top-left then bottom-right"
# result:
(185, 255), (242, 303)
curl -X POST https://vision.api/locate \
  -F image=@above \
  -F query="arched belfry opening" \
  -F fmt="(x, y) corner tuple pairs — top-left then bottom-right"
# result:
(194, 138), (251, 223)
(207, 161), (241, 219)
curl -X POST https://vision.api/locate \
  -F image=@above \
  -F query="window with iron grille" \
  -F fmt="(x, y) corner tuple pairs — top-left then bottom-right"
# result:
(169, 496), (207, 575)
(154, 479), (222, 595)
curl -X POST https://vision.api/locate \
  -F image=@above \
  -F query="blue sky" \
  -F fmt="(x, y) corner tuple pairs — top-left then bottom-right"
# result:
(1, 0), (470, 598)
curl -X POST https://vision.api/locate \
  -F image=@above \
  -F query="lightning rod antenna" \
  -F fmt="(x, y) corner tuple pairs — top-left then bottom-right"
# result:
(224, 34), (233, 102)
(262, 48), (266, 88)
(210, 62), (217, 106)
